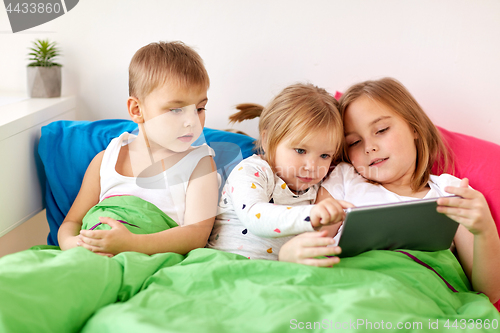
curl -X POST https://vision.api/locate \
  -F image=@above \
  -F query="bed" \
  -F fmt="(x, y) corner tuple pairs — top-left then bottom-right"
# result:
(0, 119), (499, 333)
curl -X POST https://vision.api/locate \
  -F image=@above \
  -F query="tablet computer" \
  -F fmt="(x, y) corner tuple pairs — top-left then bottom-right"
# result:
(337, 197), (459, 258)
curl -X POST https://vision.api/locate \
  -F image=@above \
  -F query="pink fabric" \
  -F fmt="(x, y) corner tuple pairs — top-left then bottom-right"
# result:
(433, 127), (500, 238)
(434, 127), (500, 311)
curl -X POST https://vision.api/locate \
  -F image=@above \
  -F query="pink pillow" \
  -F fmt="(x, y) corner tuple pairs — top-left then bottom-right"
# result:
(433, 127), (500, 238)
(434, 127), (500, 311)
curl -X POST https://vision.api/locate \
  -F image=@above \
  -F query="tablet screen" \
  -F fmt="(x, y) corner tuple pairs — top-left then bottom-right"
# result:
(337, 197), (459, 258)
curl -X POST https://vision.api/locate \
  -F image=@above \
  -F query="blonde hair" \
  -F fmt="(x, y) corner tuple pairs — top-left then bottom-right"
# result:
(230, 83), (344, 171)
(338, 77), (451, 192)
(129, 41), (209, 99)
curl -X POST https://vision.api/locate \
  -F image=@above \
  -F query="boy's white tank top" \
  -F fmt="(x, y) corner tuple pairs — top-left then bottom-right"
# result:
(99, 132), (215, 226)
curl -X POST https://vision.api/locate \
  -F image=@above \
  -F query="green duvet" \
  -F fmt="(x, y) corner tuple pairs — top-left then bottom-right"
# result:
(81, 195), (178, 233)
(0, 248), (498, 332)
(0, 196), (498, 332)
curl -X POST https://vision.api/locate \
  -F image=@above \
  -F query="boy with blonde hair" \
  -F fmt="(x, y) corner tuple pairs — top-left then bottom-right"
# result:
(58, 41), (219, 256)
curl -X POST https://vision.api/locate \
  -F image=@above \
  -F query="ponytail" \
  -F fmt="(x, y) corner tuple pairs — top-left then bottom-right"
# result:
(229, 103), (264, 124)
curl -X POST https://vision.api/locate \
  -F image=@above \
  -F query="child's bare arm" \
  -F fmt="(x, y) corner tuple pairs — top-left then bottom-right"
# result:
(181, 155), (219, 247)
(58, 151), (103, 251)
(437, 178), (500, 303)
(78, 156), (218, 255)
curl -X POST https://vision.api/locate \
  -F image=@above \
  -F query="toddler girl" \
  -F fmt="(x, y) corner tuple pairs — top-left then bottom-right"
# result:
(208, 83), (350, 260)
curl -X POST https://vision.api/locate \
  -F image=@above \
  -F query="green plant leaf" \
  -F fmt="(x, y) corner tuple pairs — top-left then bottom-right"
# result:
(27, 38), (62, 67)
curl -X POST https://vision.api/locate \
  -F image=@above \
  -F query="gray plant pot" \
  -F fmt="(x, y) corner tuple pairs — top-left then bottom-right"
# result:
(27, 66), (62, 98)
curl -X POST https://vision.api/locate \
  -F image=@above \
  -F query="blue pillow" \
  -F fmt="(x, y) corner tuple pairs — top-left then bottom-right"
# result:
(38, 119), (256, 246)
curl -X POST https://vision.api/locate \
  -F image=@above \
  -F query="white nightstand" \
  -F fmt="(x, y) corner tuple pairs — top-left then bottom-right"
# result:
(0, 96), (76, 255)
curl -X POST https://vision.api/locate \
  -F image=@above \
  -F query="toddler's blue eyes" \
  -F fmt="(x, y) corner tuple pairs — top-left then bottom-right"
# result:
(294, 149), (330, 158)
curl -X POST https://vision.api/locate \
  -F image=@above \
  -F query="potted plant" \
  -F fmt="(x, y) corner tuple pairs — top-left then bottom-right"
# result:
(27, 39), (62, 98)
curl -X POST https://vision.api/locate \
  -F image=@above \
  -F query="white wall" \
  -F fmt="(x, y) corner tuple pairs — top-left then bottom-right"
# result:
(1, 0), (500, 144)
